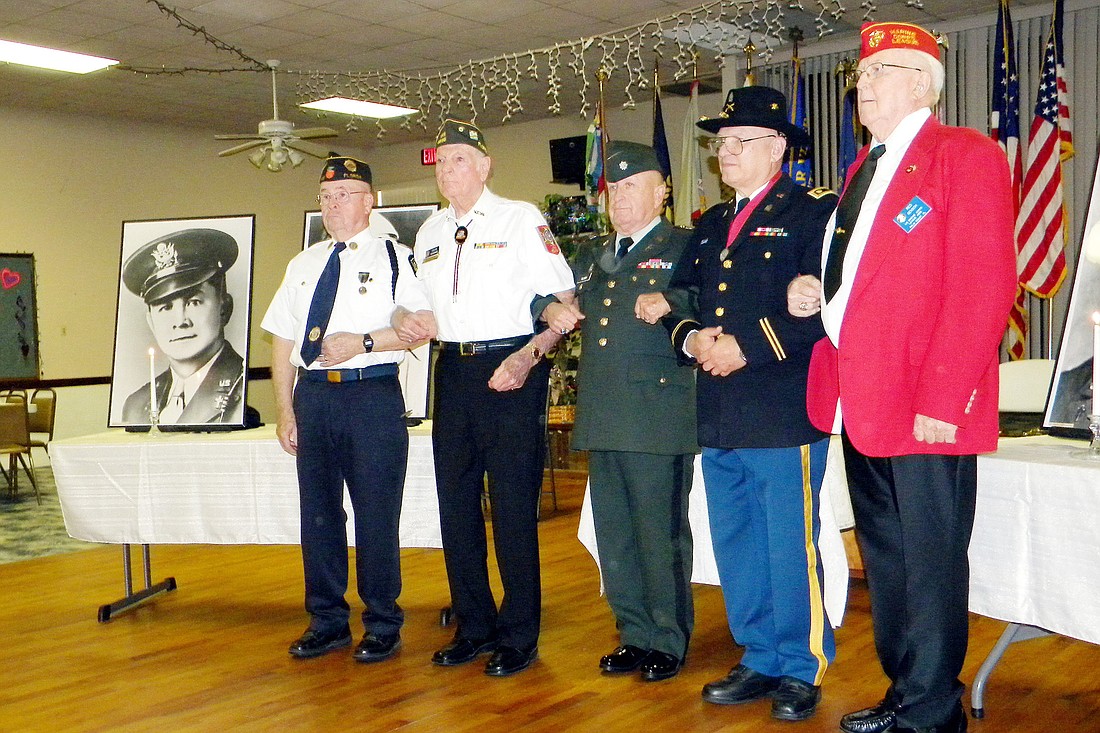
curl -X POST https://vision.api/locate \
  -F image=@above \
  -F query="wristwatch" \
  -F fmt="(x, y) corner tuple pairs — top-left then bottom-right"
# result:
(363, 333), (375, 353)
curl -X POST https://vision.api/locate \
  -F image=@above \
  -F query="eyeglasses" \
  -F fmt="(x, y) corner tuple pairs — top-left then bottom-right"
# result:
(316, 190), (370, 206)
(853, 61), (923, 82)
(707, 134), (780, 155)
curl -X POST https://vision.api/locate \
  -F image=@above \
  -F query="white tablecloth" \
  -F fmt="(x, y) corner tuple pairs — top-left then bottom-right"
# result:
(578, 436), (852, 626)
(51, 423), (441, 548)
(969, 435), (1100, 645)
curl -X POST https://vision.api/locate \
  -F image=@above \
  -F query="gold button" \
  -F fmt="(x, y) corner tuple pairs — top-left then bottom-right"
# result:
(599, 318), (608, 326)
(764, 251), (772, 259)
(608, 280), (616, 288)
(715, 307), (725, 317)
(349, 242), (358, 250)
(659, 377), (667, 384)
(603, 298), (612, 306)
(723, 260), (732, 269)
(598, 337), (608, 347)
(632, 275), (638, 282)
(649, 279), (656, 285)
(718, 283), (728, 292)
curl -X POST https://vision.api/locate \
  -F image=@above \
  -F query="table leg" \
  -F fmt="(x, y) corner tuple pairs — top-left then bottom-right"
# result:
(97, 544), (177, 623)
(971, 622), (1052, 718)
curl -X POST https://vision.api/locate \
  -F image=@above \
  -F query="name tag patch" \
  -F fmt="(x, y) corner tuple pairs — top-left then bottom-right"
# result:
(423, 246), (440, 263)
(637, 258), (674, 270)
(750, 226), (788, 237)
(474, 241), (507, 249)
(894, 197), (931, 233)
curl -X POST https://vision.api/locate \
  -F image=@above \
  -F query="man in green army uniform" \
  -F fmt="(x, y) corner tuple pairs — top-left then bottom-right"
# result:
(535, 140), (697, 682)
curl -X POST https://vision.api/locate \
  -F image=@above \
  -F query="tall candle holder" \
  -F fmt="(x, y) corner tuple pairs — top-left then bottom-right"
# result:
(1070, 414), (1100, 460)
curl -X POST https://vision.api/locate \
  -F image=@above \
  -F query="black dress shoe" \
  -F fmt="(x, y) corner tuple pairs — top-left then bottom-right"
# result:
(840, 698), (902, 733)
(432, 635), (499, 666)
(639, 651), (682, 682)
(484, 645), (538, 676)
(353, 632), (401, 663)
(771, 676), (821, 721)
(288, 625), (352, 659)
(600, 645), (651, 673)
(701, 664), (781, 705)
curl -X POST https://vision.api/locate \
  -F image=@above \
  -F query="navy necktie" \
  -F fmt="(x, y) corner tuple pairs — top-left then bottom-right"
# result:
(823, 144), (886, 301)
(616, 236), (634, 261)
(733, 197), (748, 216)
(300, 241), (346, 365)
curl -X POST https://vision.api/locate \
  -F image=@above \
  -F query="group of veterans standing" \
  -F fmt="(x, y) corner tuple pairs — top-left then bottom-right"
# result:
(260, 21), (1016, 733)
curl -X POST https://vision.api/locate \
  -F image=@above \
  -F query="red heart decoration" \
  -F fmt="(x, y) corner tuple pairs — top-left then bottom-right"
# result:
(1, 269), (20, 290)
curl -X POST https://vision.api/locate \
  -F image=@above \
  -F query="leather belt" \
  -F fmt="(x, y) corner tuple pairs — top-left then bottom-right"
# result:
(438, 335), (529, 356)
(297, 363), (398, 383)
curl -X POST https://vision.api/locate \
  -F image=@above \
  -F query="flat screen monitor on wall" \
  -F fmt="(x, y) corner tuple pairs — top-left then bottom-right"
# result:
(549, 135), (586, 189)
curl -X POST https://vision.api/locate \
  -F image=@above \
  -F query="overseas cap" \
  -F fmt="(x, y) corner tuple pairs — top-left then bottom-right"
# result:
(320, 155), (372, 184)
(605, 140), (665, 183)
(435, 118), (488, 154)
(860, 21), (941, 61)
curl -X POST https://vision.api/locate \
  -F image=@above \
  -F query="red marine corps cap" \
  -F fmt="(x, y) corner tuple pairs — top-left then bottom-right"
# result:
(860, 21), (941, 61)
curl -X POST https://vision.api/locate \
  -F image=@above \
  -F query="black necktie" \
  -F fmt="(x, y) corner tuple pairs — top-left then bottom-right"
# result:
(823, 144), (886, 301)
(300, 241), (346, 365)
(734, 197), (748, 216)
(616, 236), (634, 261)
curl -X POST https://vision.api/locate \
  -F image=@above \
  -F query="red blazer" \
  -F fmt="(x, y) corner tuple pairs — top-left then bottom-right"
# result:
(807, 117), (1016, 457)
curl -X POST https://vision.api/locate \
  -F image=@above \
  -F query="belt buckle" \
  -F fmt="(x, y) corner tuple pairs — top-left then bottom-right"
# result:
(459, 342), (476, 357)
(326, 371), (342, 383)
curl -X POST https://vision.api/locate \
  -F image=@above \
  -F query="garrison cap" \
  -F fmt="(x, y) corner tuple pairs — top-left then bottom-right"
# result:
(320, 155), (372, 184)
(123, 228), (238, 304)
(697, 85), (810, 149)
(605, 141), (665, 183)
(435, 119), (488, 154)
(860, 21), (941, 61)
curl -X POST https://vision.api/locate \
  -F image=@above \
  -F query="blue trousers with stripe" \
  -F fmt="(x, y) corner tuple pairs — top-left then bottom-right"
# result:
(701, 439), (834, 685)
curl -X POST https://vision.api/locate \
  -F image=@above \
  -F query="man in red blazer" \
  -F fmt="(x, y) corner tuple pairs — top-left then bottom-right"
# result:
(787, 21), (1016, 733)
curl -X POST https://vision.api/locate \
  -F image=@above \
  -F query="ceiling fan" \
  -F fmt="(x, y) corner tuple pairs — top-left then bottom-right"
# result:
(215, 60), (338, 171)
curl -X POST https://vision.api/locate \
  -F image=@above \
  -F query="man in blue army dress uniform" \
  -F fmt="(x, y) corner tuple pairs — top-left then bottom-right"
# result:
(537, 141), (697, 682)
(654, 85), (838, 721)
(121, 228), (245, 425)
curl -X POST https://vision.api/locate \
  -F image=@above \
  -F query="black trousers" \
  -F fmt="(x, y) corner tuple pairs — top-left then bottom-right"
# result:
(432, 348), (550, 650)
(294, 375), (408, 636)
(842, 433), (977, 728)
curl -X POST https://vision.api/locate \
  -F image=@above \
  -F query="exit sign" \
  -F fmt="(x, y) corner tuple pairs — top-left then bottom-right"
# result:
(421, 147), (436, 165)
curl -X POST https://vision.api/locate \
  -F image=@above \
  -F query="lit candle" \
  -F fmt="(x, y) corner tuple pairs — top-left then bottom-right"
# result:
(1093, 312), (1100, 417)
(148, 347), (157, 420)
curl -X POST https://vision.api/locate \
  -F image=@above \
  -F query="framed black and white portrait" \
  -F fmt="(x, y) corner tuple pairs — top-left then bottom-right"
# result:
(1045, 165), (1100, 435)
(108, 215), (255, 430)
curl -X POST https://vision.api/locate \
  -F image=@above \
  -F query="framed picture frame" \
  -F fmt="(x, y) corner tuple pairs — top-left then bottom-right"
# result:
(1045, 165), (1100, 436)
(108, 215), (255, 431)
(0, 253), (40, 380)
(300, 203), (439, 419)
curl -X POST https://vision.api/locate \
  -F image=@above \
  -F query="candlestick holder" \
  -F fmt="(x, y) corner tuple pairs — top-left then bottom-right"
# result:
(1070, 414), (1100, 460)
(146, 408), (163, 438)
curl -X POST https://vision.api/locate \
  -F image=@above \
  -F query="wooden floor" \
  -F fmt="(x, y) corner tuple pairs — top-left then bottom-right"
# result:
(2, 472), (1099, 732)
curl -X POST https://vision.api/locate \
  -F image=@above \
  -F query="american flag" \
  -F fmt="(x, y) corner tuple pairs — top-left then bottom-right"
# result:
(1017, 0), (1073, 299)
(991, 0), (1028, 359)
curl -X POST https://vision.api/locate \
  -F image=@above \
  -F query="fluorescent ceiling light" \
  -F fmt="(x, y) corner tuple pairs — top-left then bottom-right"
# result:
(300, 97), (418, 119)
(0, 39), (118, 74)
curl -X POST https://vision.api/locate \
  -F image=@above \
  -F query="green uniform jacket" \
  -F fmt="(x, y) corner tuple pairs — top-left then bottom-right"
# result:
(545, 220), (697, 454)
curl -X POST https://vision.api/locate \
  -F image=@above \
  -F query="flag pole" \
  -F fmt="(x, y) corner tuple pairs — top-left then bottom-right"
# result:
(597, 69), (610, 234)
(787, 27), (803, 175)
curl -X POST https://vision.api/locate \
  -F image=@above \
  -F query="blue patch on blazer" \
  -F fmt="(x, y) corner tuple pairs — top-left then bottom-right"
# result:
(894, 197), (931, 233)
